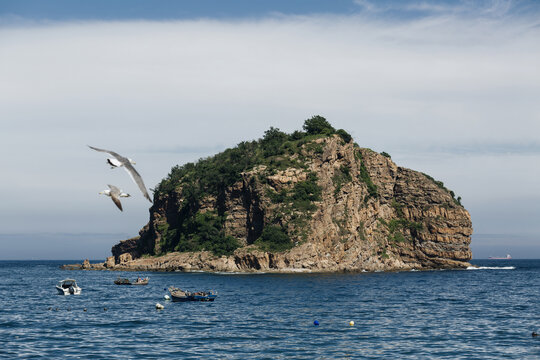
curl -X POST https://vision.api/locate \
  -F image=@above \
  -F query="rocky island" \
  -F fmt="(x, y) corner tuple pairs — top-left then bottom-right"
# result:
(67, 116), (472, 273)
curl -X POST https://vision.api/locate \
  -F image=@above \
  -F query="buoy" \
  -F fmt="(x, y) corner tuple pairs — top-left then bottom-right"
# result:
(83, 308), (87, 312)
(533, 332), (538, 337)
(313, 320), (319, 326)
(349, 321), (355, 327)
(164, 295), (171, 301)
(156, 303), (164, 310)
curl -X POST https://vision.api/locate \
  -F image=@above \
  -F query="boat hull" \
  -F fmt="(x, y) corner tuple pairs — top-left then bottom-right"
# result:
(56, 286), (81, 295)
(170, 294), (216, 302)
(489, 255), (512, 260)
(114, 278), (149, 285)
(56, 279), (82, 295)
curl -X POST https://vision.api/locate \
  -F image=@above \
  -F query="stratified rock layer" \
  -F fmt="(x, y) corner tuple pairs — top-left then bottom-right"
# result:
(109, 136), (472, 273)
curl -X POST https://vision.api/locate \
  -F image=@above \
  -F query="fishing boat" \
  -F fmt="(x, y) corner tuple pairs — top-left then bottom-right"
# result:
(114, 277), (149, 285)
(168, 286), (217, 302)
(489, 254), (512, 260)
(56, 279), (82, 295)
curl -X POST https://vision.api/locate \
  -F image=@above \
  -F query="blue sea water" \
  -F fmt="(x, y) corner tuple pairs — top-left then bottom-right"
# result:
(1, 260), (539, 359)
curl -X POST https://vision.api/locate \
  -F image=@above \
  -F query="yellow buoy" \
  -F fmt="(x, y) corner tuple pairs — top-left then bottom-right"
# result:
(349, 321), (355, 326)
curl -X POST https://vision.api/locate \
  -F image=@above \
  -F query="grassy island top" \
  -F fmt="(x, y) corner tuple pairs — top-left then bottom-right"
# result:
(155, 115), (352, 197)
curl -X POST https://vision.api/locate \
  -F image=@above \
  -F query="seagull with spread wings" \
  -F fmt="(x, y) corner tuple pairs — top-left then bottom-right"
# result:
(88, 145), (152, 202)
(99, 185), (131, 211)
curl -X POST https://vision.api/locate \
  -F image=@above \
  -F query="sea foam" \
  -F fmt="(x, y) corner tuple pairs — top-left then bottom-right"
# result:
(467, 266), (515, 270)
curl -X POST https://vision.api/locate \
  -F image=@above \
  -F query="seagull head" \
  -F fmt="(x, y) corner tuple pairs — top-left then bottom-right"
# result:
(129, 159), (136, 165)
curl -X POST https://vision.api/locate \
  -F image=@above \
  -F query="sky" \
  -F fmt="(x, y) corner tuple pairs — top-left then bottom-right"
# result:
(1, 0), (539, 259)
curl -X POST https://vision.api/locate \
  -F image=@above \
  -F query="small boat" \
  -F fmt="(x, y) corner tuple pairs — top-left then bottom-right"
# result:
(114, 277), (149, 285)
(489, 254), (512, 260)
(169, 286), (217, 302)
(56, 279), (81, 295)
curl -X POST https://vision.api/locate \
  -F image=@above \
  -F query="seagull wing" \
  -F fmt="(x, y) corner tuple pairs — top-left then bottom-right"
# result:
(123, 163), (152, 202)
(110, 193), (123, 211)
(107, 184), (121, 195)
(88, 146), (127, 164)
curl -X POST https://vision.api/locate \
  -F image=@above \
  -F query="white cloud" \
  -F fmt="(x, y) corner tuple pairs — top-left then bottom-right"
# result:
(353, 0), (518, 17)
(0, 8), (539, 257)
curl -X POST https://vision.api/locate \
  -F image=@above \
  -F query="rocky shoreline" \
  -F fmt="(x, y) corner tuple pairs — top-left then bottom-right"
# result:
(62, 247), (471, 273)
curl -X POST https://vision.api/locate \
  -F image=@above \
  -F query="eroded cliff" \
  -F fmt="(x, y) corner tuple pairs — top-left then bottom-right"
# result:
(109, 120), (472, 273)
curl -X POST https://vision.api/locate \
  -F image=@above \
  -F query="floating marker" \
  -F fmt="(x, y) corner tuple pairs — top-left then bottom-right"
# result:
(313, 320), (319, 326)
(164, 295), (171, 301)
(156, 303), (164, 310)
(349, 321), (355, 327)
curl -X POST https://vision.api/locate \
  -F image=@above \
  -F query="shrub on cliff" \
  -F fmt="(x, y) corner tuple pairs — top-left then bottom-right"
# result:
(255, 225), (292, 252)
(303, 115), (336, 135)
(332, 165), (352, 196)
(292, 173), (321, 202)
(335, 129), (352, 143)
(169, 211), (240, 256)
(355, 150), (378, 199)
(261, 127), (288, 157)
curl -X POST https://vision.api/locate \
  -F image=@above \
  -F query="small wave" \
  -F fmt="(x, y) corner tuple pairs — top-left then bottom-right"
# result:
(467, 266), (515, 270)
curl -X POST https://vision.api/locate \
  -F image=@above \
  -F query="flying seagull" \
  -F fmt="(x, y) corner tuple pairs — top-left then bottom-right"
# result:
(88, 145), (152, 202)
(99, 185), (130, 211)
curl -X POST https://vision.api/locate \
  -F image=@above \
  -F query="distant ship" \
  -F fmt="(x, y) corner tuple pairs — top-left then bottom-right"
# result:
(489, 254), (512, 260)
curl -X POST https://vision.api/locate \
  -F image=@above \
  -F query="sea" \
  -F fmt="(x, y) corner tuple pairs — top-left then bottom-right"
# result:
(1, 260), (539, 359)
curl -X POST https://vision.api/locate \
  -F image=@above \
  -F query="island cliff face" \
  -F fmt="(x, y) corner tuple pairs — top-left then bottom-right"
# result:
(108, 122), (472, 273)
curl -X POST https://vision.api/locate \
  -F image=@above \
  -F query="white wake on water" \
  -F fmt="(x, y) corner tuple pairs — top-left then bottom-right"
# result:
(467, 266), (515, 270)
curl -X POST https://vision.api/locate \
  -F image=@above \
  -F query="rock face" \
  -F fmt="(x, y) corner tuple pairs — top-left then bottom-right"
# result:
(110, 135), (472, 273)
(105, 256), (115, 268)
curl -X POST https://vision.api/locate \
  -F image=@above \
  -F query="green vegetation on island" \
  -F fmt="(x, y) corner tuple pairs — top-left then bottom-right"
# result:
(153, 116), (361, 256)
(150, 115), (462, 258)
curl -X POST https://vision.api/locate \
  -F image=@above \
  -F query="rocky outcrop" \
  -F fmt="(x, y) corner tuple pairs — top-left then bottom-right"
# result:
(105, 256), (115, 268)
(82, 259), (90, 269)
(104, 134), (472, 273)
(61, 260), (107, 271)
(111, 236), (141, 262)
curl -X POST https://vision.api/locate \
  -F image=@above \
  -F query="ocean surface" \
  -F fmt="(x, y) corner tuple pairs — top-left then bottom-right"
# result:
(1, 260), (539, 359)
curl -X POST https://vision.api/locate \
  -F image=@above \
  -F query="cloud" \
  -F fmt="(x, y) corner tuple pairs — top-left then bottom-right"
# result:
(353, 0), (524, 18)
(0, 6), (539, 257)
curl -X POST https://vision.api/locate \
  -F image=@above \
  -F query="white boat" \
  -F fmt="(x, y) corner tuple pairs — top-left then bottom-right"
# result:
(56, 279), (82, 295)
